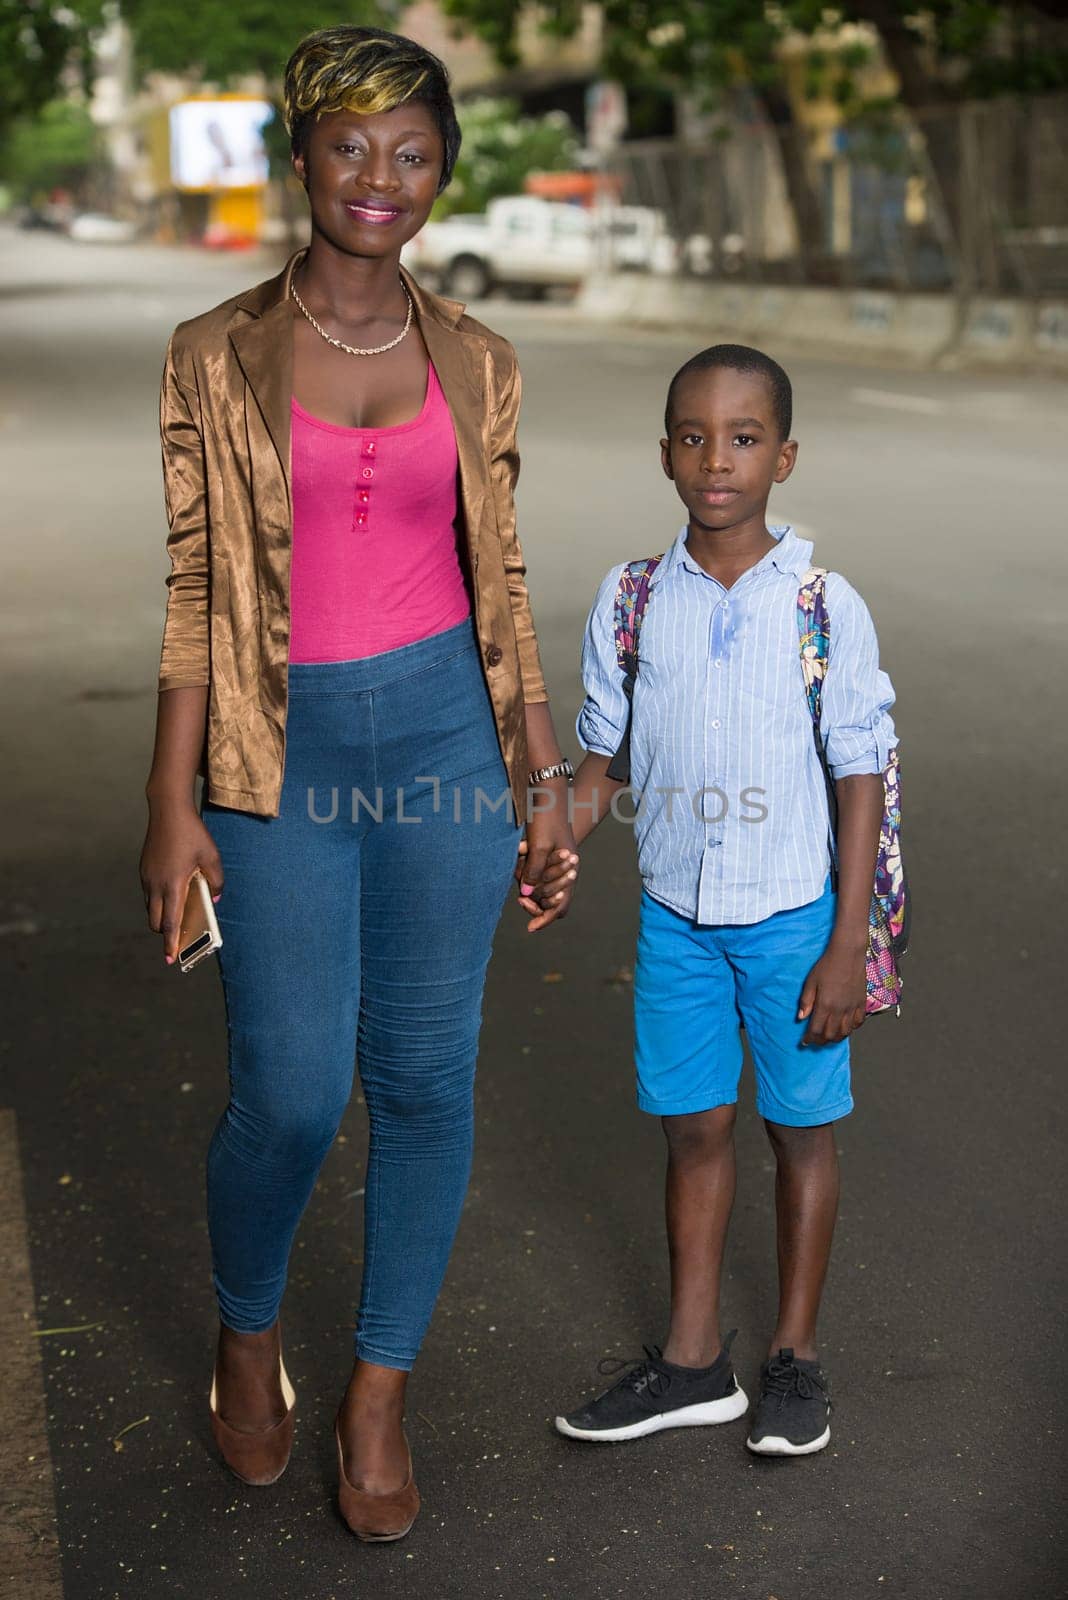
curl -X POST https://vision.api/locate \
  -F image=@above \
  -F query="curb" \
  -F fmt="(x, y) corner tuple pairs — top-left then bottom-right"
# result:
(575, 275), (1068, 374)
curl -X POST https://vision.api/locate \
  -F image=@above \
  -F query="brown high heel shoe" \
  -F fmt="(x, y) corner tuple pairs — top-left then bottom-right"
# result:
(209, 1353), (296, 1486)
(334, 1417), (420, 1542)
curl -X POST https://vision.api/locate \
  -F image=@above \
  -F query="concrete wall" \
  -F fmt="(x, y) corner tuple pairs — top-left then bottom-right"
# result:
(575, 274), (1068, 373)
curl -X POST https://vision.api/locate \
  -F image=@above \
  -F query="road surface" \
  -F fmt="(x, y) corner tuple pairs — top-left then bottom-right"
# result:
(1, 226), (1065, 1600)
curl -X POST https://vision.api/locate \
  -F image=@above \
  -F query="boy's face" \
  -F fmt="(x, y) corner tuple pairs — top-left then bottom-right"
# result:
(660, 367), (797, 534)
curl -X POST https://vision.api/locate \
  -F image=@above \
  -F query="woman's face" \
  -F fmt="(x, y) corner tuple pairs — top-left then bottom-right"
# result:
(293, 101), (444, 259)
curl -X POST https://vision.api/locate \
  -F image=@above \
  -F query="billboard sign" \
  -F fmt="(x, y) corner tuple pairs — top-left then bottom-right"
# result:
(169, 98), (273, 191)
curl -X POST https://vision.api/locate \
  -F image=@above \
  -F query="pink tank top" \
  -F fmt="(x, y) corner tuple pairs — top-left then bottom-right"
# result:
(288, 360), (471, 663)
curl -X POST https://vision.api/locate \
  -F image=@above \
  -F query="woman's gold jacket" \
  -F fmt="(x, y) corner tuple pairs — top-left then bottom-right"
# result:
(157, 247), (547, 819)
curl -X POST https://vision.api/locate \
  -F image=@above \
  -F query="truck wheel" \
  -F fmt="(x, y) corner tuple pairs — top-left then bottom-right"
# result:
(445, 255), (492, 300)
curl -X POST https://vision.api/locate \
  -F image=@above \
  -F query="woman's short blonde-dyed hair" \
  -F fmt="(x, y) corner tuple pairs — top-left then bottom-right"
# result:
(283, 26), (460, 191)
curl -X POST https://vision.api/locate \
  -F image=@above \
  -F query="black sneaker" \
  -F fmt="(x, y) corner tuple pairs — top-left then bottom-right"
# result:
(555, 1331), (748, 1443)
(745, 1348), (831, 1456)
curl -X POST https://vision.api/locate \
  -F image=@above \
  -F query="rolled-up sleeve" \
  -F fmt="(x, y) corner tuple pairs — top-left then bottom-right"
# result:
(487, 343), (547, 703)
(576, 566), (629, 756)
(821, 575), (897, 779)
(157, 334), (210, 691)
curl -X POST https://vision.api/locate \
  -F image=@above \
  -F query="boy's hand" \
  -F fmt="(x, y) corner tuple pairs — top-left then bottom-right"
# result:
(798, 943), (867, 1044)
(515, 837), (580, 933)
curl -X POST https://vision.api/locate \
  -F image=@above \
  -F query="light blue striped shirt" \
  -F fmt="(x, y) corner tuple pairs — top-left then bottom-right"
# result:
(577, 525), (897, 925)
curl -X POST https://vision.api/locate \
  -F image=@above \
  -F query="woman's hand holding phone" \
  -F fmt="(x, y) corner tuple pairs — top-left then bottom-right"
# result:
(139, 800), (224, 965)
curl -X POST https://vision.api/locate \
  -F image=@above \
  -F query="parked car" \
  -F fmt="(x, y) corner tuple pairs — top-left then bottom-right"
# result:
(403, 195), (676, 298)
(601, 206), (678, 274)
(403, 196), (588, 298)
(17, 199), (76, 232)
(68, 213), (141, 244)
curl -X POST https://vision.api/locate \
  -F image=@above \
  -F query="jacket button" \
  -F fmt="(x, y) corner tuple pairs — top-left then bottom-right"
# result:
(485, 643), (503, 667)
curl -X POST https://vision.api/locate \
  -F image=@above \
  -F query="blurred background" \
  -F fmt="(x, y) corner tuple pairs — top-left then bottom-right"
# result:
(5, 0), (1068, 319)
(2, 4), (1065, 1599)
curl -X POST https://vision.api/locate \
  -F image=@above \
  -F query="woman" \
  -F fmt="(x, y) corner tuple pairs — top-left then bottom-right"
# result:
(139, 26), (578, 1542)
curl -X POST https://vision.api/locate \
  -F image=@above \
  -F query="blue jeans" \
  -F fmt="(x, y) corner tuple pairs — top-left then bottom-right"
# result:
(201, 620), (520, 1369)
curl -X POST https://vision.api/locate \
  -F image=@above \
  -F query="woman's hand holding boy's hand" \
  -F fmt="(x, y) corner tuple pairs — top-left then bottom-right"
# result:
(797, 942), (866, 1044)
(511, 751), (627, 931)
(515, 837), (580, 933)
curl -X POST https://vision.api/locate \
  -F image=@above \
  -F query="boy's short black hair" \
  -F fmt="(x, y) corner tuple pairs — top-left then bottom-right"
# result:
(665, 344), (793, 440)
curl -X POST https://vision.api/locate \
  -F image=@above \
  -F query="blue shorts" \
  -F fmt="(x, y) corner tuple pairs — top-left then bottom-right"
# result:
(634, 883), (853, 1127)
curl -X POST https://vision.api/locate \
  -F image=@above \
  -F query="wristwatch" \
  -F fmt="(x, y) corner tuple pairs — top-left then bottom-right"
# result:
(528, 758), (575, 785)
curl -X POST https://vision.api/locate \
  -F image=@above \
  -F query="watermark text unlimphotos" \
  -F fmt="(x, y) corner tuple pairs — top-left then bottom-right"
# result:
(305, 780), (769, 826)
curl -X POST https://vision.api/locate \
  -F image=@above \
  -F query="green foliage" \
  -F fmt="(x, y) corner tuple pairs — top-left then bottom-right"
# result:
(0, 98), (101, 199)
(440, 0), (1068, 110)
(0, 0), (107, 135)
(434, 96), (579, 216)
(437, 0), (526, 68)
(119, 0), (398, 83)
(0, 0), (403, 141)
(923, 0), (1004, 59)
(964, 47), (1068, 94)
(439, 0), (841, 123)
(881, 0), (1066, 92)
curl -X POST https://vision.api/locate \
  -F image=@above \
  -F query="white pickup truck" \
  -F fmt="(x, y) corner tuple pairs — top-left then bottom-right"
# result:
(402, 195), (675, 299)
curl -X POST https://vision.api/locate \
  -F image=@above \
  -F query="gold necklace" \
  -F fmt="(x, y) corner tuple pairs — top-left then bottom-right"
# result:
(290, 279), (414, 357)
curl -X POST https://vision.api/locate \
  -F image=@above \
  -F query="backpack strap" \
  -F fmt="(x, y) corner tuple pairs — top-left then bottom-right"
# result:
(606, 555), (663, 783)
(796, 567), (839, 886)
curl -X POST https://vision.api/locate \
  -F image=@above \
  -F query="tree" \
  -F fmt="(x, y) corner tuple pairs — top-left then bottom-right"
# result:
(0, 0), (107, 139)
(0, 0), (399, 151)
(0, 98), (101, 201)
(439, 0), (849, 268)
(847, 1), (1068, 243)
(439, 0), (1068, 269)
(118, 0), (397, 83)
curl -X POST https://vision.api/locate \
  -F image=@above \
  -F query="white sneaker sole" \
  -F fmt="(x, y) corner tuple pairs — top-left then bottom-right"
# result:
(746, 1424), (831, 1456)
(555, 1382), (749, 1443)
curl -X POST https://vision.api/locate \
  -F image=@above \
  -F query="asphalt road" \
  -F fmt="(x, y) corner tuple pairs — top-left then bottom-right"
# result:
(2, 226), (1066, 1600)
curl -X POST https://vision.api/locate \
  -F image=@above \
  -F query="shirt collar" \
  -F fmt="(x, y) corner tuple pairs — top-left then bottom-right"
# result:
(653, 523), (813, 586)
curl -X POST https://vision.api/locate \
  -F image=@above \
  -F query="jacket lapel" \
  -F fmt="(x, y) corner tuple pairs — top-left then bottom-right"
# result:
(228, 251), (303, 486)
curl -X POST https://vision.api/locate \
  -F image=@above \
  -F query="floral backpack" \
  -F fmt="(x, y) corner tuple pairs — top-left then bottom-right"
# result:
(797, 567), (909, 1015)
(604, 556), (663, 785)
(606, 556), (909, 1015)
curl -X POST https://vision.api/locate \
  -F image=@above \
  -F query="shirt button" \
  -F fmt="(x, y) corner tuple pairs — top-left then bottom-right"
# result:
(358, 489), (370, 503)
(485, 644), (503, 667)
(713, 660), (723, 669)
(355, 511), (368, 528)
(362, 467), (374, 480)
(363, 440), (377, 457)
(711, 718), (722, 729)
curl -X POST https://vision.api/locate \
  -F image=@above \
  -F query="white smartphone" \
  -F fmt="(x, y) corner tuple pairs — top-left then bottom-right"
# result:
(177, 870), (223, 974)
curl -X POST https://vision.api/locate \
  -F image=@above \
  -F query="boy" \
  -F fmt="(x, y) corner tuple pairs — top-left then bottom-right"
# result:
(542, 345), (895, 1456)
